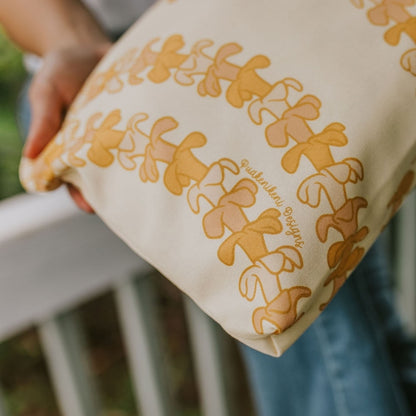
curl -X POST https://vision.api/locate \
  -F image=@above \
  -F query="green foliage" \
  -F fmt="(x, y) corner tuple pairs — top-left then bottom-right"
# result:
(0, 28), (25, 88)
(0, 29), (25, 199)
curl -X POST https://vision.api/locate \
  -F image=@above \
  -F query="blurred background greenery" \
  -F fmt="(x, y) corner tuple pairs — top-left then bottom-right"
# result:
(0, 28), (25, 199)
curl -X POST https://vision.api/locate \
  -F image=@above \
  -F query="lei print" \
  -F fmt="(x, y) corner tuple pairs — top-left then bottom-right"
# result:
(350, 0), (416, 230)
(382, 169), (416, 231)
(35, 109), (311, 336)
(350, 0), (416, 76)
(31, 27), (372, 334)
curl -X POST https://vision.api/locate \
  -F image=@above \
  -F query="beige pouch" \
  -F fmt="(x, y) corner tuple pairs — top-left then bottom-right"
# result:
(20, 0), (416, 356)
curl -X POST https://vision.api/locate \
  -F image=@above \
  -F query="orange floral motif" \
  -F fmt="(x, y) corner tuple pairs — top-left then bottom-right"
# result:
(252, 286), (312, 335)
(175, 39), (215, 86)
(164, 132), (208, 195)
(83, 110), (126, 167)
(197, 43), (242, 98)
(240, 246), (303, 302)
(30, 139), (66, 191)
(27, 111), (126, 191)
(366, 0), (415, 26)
(117, 113), (151, 170)
(62, 120), (88, 168)
(139, 117), (178, 182)
(128, 39), (160, 85)
(384, 16), (416, 45)
(226, 55), (272, 108)
(146, 35), (189, 83)
(401, 48), (416, 75)
(316, 197), (368, 242)
(265, 95), (321, 148)
(298, 158), (364, 211)
(366, 0), (416, 44)
(248, 78), (303, 125)
(218, 208), (283, 265)
(35, 118), (86, 172)
(282, 123), (348, 174)
(187, 159), (240, 213)
(351, 0), (416, 76)
(320, 226), (369, 310)
(387, 170), (415, 218)
(350, 0), (365, 7)
(202, 178), (257, 238)
(79, 48), (137, 107)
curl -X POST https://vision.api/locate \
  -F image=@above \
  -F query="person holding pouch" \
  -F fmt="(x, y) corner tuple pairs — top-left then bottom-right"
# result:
(1, 1), (415, 414)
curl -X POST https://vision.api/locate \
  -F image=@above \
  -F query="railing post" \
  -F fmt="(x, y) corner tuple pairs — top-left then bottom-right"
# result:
(114, 273), (174, 416)
(39, 311), (101, 416)
(183, 297), (230, 416)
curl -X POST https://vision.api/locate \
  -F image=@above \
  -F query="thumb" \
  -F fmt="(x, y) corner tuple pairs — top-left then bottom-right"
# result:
(23, 78), (65, 159)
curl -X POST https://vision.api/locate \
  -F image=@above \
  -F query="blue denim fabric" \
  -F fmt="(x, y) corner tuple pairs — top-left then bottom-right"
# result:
(239, 240), (416, 416)
(16, 77), (32, 140)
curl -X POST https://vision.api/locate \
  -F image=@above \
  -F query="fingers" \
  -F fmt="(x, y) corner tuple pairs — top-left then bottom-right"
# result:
(26, 78), (94, 215)
(22, 45), (111, 213)
(66, 184), (95, 213)
(95, 42), (113, 57)
(23, 45), (111, 160)
(24, 76), (65, 159)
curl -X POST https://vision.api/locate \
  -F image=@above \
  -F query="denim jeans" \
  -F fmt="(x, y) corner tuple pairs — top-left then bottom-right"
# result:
(239, 240), (416, 416)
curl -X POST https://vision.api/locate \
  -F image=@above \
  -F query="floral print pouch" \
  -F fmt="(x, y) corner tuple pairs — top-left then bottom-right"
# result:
(20, 0), (416, 356)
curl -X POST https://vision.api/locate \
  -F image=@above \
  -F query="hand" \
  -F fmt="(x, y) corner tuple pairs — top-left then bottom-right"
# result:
(23, 43), (112, 213)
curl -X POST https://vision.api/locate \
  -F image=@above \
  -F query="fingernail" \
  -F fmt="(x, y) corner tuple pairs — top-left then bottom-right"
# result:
(22, 142), (37, 159)
(80, 199), (94, 213)
(22, 142), (32, 158)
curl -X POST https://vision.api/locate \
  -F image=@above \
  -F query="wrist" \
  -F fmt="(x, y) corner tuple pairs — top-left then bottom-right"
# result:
(43, 39), (113, 60)
(30, 0), (111, 56)
(0, 0), (112, 57)
(38, 27), (111, 57)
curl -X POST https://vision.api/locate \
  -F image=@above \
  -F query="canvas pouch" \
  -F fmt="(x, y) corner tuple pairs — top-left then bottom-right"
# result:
(20, 0), (416, 356)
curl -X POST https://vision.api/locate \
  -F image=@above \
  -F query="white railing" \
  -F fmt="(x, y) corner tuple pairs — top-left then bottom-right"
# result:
(0, 190), (233, 416)
(0, 188), (415, 415)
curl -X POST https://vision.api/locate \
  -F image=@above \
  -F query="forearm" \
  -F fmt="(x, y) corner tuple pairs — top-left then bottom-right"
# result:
(0, 0), (110, 56)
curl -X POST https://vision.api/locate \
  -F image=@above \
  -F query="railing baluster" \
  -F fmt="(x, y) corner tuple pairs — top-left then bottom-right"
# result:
(183, 297), (230, 416)
(38, 311), (101, 416)
(114, 274), (174, 416)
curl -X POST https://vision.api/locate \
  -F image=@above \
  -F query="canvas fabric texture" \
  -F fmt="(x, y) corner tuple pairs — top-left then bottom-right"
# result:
(19, 0), (416, 356)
